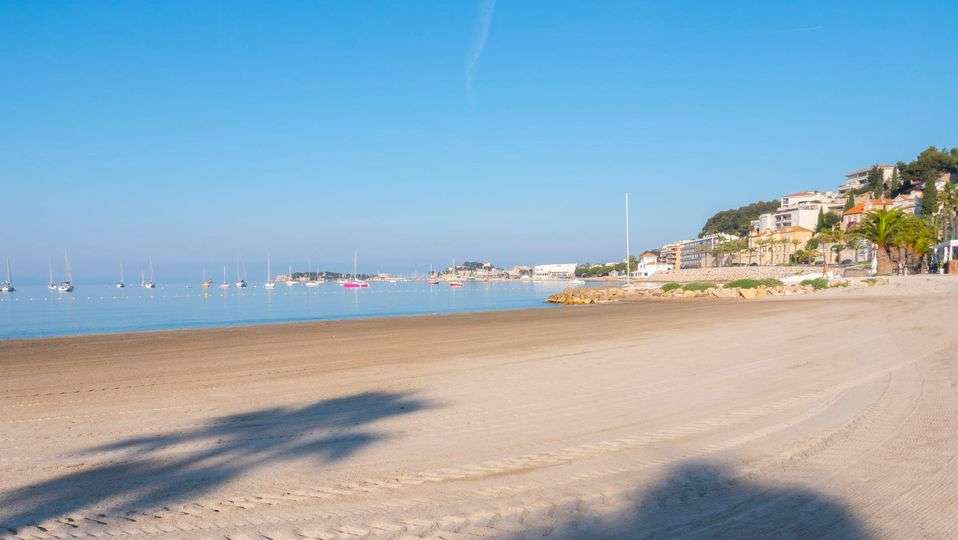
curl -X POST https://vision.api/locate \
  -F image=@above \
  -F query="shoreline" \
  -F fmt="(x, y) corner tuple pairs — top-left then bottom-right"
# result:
(0, 301), (559, 344)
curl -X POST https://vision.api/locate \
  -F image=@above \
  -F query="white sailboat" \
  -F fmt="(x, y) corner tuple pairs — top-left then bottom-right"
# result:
(235, 261), (247, 288)
(142, 258), (156, 288)
(202, 268), (212, 288)
(286, 264), (297, 286)
(305, 259), (321, 287)
(116, 263), (126, 288)
(0, 259), (14, 292)
(264, 254), (276, 289)
(48, 258), (57, 290)
(449, 258), (463, 287)
(57, 253), (74, 292)
(219, 266), (230, 288)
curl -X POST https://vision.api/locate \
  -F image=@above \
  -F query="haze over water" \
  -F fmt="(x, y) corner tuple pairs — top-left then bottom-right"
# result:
(0, 281), (579, 340)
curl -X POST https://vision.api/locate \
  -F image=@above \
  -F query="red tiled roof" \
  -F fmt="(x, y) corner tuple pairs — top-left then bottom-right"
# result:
(844, 204), (865, 216)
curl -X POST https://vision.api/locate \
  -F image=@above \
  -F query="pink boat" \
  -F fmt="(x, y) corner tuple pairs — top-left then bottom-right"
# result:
(341, 251), (369, 288)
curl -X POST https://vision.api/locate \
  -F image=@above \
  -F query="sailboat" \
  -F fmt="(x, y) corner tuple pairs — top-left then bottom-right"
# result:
(427, 264), (440, 285)
(0, 259), (14, 292)
(286, 264), (297, 287)
(116, 263), (125, 288)
(449, 258), (463, 288)
(201, 268), (212, 288)
(342, 251), (369, 288)
(219, 266), (230, 289)
(264, 255), (276, 289)
(142, 258), (156, 288)
(47, 258), (57, 290)
(305, 259), (322, 287)
(234, 260), (247, 288)
(57, 253), (74, 292)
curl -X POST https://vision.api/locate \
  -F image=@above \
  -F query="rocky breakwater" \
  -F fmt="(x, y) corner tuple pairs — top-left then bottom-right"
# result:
(547, 277), (888, 305)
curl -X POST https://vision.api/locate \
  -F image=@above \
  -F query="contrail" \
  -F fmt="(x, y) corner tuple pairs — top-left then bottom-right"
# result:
(465, 0), (496, 104)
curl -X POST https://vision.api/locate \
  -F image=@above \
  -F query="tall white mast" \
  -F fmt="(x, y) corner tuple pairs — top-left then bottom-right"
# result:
(625, 192), (631, 286)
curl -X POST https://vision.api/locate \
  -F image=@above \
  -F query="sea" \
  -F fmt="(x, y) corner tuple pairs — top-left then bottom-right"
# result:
(0, 280), (609, 340)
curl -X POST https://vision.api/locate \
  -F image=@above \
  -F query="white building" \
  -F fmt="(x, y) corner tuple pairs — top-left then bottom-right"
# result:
(752, 191), (844, 233)
(635, 251), (672, 277)
(533, 263), (577, 280)
(838, 164), (897, 195)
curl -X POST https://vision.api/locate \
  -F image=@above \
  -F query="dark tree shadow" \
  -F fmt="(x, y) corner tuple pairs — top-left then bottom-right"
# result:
(535, 460), (872, 539)
(0, 391), (433, 531)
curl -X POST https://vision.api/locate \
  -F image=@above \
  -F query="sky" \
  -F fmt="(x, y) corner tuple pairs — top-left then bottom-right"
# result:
(2, 1), (957, 280)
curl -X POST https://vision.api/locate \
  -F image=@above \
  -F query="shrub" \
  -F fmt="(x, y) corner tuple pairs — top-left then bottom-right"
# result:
(800, 277), (829, 290)
(863, 278), (878, 285)
(724, 278), (784, 289)
(830, 281), (849, 288)
(682, 281), (717, 292)
(661, 282), (682, 292)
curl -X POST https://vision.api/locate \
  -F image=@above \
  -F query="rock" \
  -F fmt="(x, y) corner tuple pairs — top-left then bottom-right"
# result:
(738, 288), (757, 299)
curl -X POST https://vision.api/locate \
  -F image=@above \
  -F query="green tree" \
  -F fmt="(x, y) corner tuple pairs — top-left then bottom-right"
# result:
(865, 166), (885, 197)
(816, 207), (825, 232)
(844, 195), (855, 211)
(699, 200), (780, 237)
(888, 170), (903, 196)
(921, 176), (939, 216)
(897, 146), (958, 190)
(858, 208), (907, 274)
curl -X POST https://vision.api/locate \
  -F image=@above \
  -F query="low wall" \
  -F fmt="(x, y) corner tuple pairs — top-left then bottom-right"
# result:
(636, 266), (822, 283)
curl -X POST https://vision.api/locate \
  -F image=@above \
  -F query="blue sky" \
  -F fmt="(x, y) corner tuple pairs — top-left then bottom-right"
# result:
(3, 1), (957, 279)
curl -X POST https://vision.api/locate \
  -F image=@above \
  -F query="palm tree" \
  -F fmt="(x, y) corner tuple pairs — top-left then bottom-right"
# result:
(937, 182), (958, 241)
(896, 215), (937, 273)
(756, 239), (768, 266)
(846, 235), (863, 264)
(857, 208), (907, 275)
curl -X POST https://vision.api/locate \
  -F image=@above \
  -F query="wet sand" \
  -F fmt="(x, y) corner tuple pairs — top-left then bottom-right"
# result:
(2, 276), (958, 538)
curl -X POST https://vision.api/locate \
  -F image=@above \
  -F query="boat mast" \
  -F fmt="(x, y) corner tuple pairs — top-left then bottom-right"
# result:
(149, 257), (154, 283)
(49, 258), (54, 284)
(120, 262), (125, 283)
(64, 252), (72, 283)
(625, 192), (631, 286)
(353, 251), (358, 280)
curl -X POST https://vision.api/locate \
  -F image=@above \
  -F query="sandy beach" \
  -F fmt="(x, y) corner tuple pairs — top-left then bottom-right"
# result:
(2, 276), (958, 538)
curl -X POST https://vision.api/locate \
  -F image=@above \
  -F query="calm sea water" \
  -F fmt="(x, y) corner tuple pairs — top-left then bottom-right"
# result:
(0, 280), (587, 340)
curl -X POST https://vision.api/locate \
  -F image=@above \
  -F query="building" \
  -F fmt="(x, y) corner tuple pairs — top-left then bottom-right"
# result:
(677, 233), (739, 269)
(746, 226), (814, 265)
(634, 251), (672, 277)
(532, 263), (577, 279)
(752, 191), (844, 234)
(658, 241), (689, 269)
(842, 198), (893, 231)
(838, 164), (897, 195)
(892, 193), (920, 215)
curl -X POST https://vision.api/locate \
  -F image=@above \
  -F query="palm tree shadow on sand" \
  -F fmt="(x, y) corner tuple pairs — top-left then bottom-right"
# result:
(0, 391), (434, 531)
(524, 460), (872, 539)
